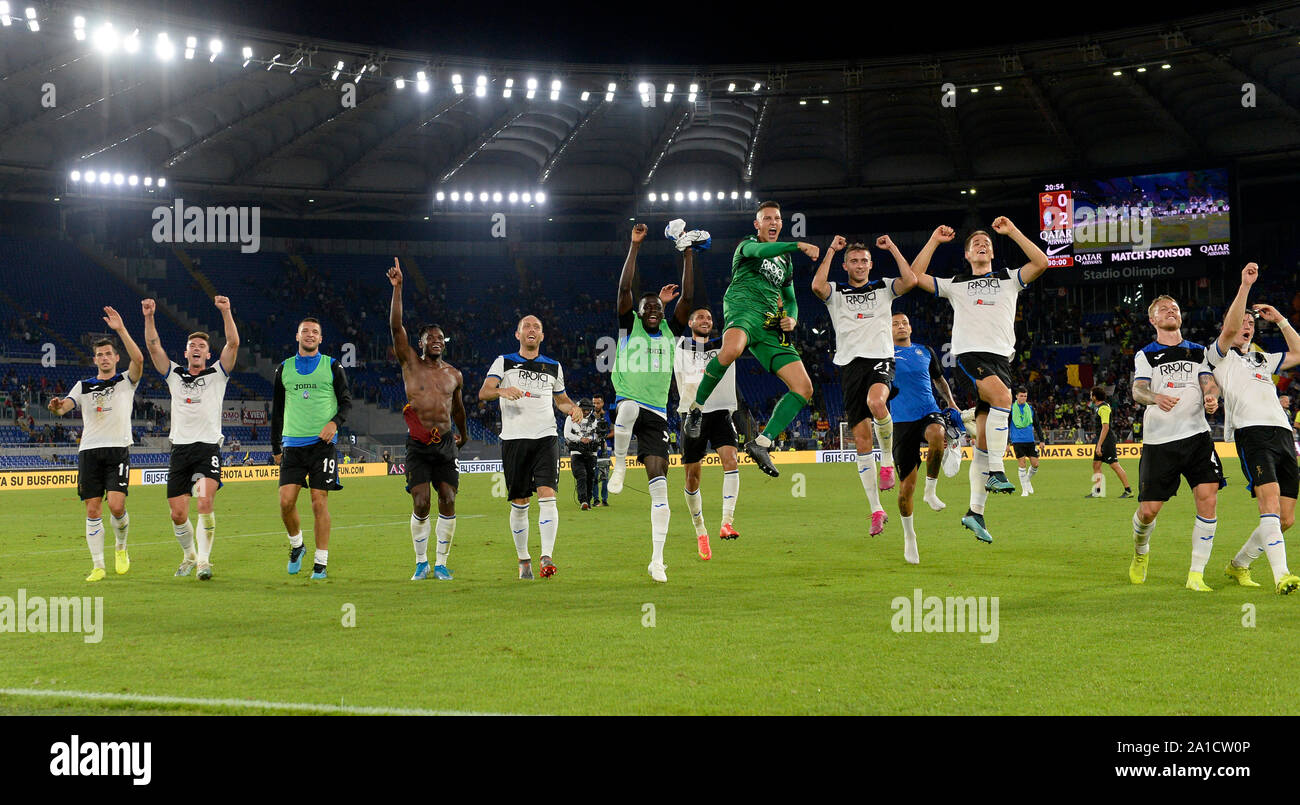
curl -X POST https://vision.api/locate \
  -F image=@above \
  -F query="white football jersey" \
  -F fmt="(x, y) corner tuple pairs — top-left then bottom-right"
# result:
(488, 352), (566, 441)
(674, 336), (737, 414)
(1207, 343), (1290, 431)
(1132, 341), (1212, 445)
(69, 372), (140, 451)
(824, 279), (902, 365)
(933, 268), (1029, 359)
(165, 361), (230, 445)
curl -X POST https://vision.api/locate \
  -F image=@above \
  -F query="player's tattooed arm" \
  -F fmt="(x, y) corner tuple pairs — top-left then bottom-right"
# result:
(1253, 303), (1300, 370)
(810, 235), (843, 301)
(452, 370), (468, 447)
(215, 295), (239, 374)
(909, 226), (953, 295)
(388, 258), (413, 365)
(1217, 262), (1257, 357)
(991, 216), (1050, 283)
(139, 298), (171, 375)
(879, 235), (917, 293)
(1198, 373), (1220, 415)
(1131, 378), (1157, 405)
(618, 224), (647, 316)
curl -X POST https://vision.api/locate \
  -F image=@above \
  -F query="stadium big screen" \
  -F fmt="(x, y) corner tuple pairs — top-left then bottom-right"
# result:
(1037, 168), (1232, 279)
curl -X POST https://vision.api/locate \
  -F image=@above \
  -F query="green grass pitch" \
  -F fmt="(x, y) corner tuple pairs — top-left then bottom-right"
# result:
(0, 458), (1295, 715)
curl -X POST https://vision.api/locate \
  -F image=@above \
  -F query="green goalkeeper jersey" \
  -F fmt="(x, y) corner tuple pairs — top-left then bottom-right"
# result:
(724, 236), (800, 320)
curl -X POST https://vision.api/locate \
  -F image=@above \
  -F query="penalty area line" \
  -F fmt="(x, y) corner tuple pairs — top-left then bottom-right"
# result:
(0, 687), (529, 716)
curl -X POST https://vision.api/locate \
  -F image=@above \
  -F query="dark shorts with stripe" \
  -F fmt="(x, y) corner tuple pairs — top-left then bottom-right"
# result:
(279, 441), (343, 491)
(1094, 437), (1119, 466)
(78, 446), (130, 501)
(405, 436), (459, 493)
(1235, 426), (1299, 499)
(1138, 431), (1225, 502)
(681, 410), (739, 464)
(955, 352), (1013, 415)
(1012, 442), (1039, 459)
(842, 357), (895, 429)
(892, 412), (947, 480)
(502, 436), (560, 500)
(167, 441), (223, 498)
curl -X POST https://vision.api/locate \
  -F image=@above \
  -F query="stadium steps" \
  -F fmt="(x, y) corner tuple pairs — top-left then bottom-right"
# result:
(0, 288), (88, 364)
(79, 241), (207, 347)
(171, 247), (220, 300)
(401, 256), (431, 297)
(288, 254), (312, 279)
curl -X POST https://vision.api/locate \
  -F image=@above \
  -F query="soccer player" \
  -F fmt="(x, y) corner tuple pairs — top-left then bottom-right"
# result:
(811, 234), (917, 535)
(478, 316), (583, 580)
(271, 317), (352, 580)
(389, 259), (467, 581)
(46, 307), (144, 581)
(1127, 292), (1224, 590)
(608, 222), (698, 582)
(1210, 264), (1300, 594)
(1085, 388), (1133, 498)
(683, 201), (820, 478)
(142, 295), (239, 581)
(889, 312), (960, 564)
(1010, 389), (1043, 496)
(911, 219), (1050, 544)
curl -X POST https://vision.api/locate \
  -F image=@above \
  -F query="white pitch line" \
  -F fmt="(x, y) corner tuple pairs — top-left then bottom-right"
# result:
(0, 687), (527, 716)
(0, 515), (487, 559)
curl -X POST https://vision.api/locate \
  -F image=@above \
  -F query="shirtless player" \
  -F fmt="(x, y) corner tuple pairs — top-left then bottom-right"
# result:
(389, 258), (468, 581)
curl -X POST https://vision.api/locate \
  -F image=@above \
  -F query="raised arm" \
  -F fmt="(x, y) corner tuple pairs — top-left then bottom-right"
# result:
(671, 247), (696, 330)
(1254, 303), (1300, 371)
(910, 226), (954, 295)
(388, 258), (413, 364)
(1217, 263), (1258, 356)
(452, 371), (468, 447)
(877, 234), (916, 293)
(811, 236), (845, 301)
(102, 306), (144, 384)
(991, 216), (1050, 284)
(215, 295), (239, 374)
(618, 224), (648, 316)
(140, 298), (171, 375)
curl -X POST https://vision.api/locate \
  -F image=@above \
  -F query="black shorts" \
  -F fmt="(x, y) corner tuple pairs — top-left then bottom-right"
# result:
(1235, 426), (1300, 499)
(681, 410), (739, 464)
(1012, 442), (1039, 459)
(1094, 438), (1119, 466)
(77, 447), (130, 501)
(167, 442), (223, 498)
(842, 357), (895, 428)
(279, 441), (343, 491)
(1138, 431), (1226, 502)
(502, 436), (560, 500)
(405, 436), (459, 493)
(892, 412), (947, 480)
(624, 405), (670, 463)
(955, 352), (1013, 415)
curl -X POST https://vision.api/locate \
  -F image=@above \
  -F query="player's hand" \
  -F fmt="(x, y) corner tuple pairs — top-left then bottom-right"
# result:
(569, 406), (584, 423)
(1203, 394), (1219, 415)
(1253, 302), (1282, 323)
(141, 298), (156, 317)
(319, 421), (338, 442)
(213, 295), (230, 312)
(499, 386), (524, 401)
(931, 225), (955, 243)
(47, 397), (62, 414)
(272, 452), (282, 465)
(1154, 393), (1178, 412)
(1241, 262), (1258, 286)
(658, 284), (680, 305)
(797, 242), (820, 261)
(991, 216), (1016, 235)
(630, 223), (648, 243)
(102, 306), (124, 331)
(876, 235), (895, 251)
(829, 235), (846, 252)
(779, 316), (797, 332)
(455, 431), (467, 448)
(945, 408), (965, 433)
(388, 258), (403, 286)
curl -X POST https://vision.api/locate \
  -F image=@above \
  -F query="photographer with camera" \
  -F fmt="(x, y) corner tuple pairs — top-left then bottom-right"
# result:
(591, 394), (611, 507)
(565, 397), (602, 510)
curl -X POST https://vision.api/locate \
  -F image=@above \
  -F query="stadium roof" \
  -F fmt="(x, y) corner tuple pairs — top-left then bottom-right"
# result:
(0, 1), (1298, 219)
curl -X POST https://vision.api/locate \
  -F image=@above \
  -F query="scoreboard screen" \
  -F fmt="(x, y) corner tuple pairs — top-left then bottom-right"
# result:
(1037, 168), (1232, 269)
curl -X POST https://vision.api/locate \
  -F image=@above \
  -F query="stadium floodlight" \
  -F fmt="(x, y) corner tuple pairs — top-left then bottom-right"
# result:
(638, 82), (650, 104)
(743, 190), (752, 199)
(521, 192), (531, 203)
(508, 191), (518, 203)
(580, 90), (590, 101)
(416, 71), (429, 93)
(492, 191), (503, 203)
(143, 176), (152, 186)
(266, 52), (280, 70)
(113, 172), (124, 185)
(960, 189), (968, 195)
(154, 33), (174, 61)
(970, 87), (979, 93)
(688, 190), (698, 201)
(331, 60), (343, 81)
(798, 99), (807, 105)
(1112, 70), (1122, 76)
(122, 29), (142, 53)
(69, 170), (81, 182)
(702, 191), (711, 201)
(1161, 63), (1171, 69)
(503, 77), (513, 98)
(605, 81), (615, 101)
(1136, 66), (1147, 73)
(242, 46), (252, 66)
(128, 174), (138, 186)
(73, 15), (85, 39)
(994, 85), (1003, 91)
(673, 191), (683, 202)
(688, 83), (697, 102)
(535, 191), (546, 203)
(461, 189), (472, 202)
(730, 191), (738, 200)
(24, 6), (36, 32)
(450, 191), (459, 201)
(354, 63), (368, 83)
(98, 172), (110, 185)
(394, 77), (405, 89)
(821, 98), (829, 104)
(94, 22), (118, 53)
(526, 77), (537, 99)
(648, 192), (656, 202)
(550, 79), (560, 100)
(84, 170), (96, 183)
(664, 83), (674, 102)
(727, 82), (735, 92)
(435, 191), (444, 201)
(209, 39), (222, 62)
(475, 75), (487, 97)
(184, 35), (197, 59)
(0, 2), (10, 27)
(157, 177), (166, 188)
(452, 74), (463, 94)
(753, 82), (761, 91)
(969, 188), (976, 194)
(478, 191), (488, 202)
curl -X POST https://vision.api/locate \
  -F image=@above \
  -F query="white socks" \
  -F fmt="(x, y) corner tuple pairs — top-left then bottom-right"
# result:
(1257, 515), (1289, 584)
(411, 513), (431, 563)
(722, 470), (739, 526)
(923, 476), (944, 510)
(901, 515), (919, 565)
(174, 520), (195, 558)
(1028, 465), (1039, 478)
(314, 549), (328, 567)
(1132, 513), (1156, 554)
(649, 477), (669, 564)
(613, 400), (638, 460)
(968, 449), (990, 515)
(1190, 515), (1216, 573)
(857, 453), (882, 513)
(1232, 526), (1265, 569)
(436, 514), (456, 566)
(873, 416), (895, 468)
(288, 531), (304, 549)
(86, 517), (105, 568)
(685, 487), (707, 538)
(538, 497), (558, 558)
(985, 407), (1010, 472)
(510, 502), (530, 560)
(109, 511), (129, 549)
(196, 512), (215, 564)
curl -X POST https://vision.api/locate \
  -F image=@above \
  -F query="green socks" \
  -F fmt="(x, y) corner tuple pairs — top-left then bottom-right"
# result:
(761, 391), (809, 442)
(693, 357), (727, 407)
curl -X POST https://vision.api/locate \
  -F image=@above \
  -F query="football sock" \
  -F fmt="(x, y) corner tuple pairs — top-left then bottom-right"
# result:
(649, 477), (669, 564)
(173, 520), (195, 557)
(1132, 513), (1156, 555)
(721, 470), (739, 526)
(924, 476), (940, 501)
(1257, 514), (1290, 584)
(288, 531), (304, 550)
(538, 497), (558, 559)
(435, 514), (456, 566)
(196, 512), (215, 563)
(411, 513), (430, 563)
(761, 391), (809, 443)
(1232, 530), (1265, 568)
(313, 549), (328, 567)
(613, 400), (637, 460)
(968, 448), (990, 515)
(510, 502), (531, 560)
(86, 517), (105, 568)
(693, 358), (726, 407)
(985, 407), (1010, 472)
(109, 511), (129, 549)
(901, 515), (919, 564)
(1190, 515), (1216, 573)
(684, 487), (707, 538)
(857, 453), (882, 513)
(873, 416), (895, 468)
(1027, 465), (1039, 478)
